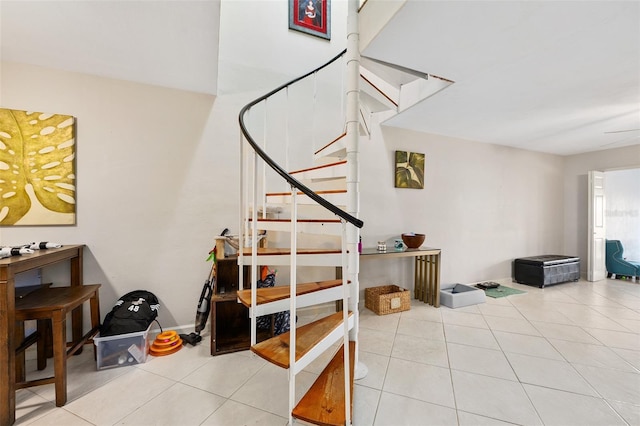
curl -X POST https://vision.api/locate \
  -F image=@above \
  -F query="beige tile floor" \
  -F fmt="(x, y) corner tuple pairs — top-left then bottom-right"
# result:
(14, 278), (640, 425)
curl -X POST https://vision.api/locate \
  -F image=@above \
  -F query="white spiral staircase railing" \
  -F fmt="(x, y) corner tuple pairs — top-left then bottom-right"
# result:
(238, 40), (362, 424)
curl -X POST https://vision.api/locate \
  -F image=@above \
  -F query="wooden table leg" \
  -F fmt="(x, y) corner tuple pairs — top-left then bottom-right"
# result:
(414, 256), (421, 303)
(14, 322), (25, 384)
(0, 271), (17, 425)
(428, 255), (435, 305)
(70, 249), (84, 354)
(430, 257), (436, 304)
(428, 253), (441, 308)
(413, 254), (441, 308)
(90, 292), (101, 361)
(51, 311), (67, 407)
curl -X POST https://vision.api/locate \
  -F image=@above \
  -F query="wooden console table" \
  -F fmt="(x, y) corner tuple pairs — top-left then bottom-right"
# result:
(360, 247), (441, 307)
(0, 244), (84, 426)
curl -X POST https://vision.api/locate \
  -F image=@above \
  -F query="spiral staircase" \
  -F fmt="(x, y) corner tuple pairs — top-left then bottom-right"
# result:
(238, 44), (360, 425)
(235, 3), (446, 424)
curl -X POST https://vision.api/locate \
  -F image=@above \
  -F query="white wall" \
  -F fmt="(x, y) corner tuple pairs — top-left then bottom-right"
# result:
(217, 0), (347, 95)
(605, 168), (640, 260)
(563, 144), (640, 274)
(0, 61), (234, 329)
(358, 123), (566, 290)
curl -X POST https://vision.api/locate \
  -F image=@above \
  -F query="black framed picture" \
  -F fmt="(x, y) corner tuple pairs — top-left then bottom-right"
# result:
(289, 0), (331, 40)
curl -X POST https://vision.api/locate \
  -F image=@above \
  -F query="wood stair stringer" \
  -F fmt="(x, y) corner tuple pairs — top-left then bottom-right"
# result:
(289, 160), (347, 181)
(251, 311), (354, 375)
(314, 133), (347, 161)
(292, 341), (355, 426)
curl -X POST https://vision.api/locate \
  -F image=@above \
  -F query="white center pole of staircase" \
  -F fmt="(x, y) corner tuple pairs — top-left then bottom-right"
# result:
(346, 0), (367, 382)
(341, 220), (351, 426)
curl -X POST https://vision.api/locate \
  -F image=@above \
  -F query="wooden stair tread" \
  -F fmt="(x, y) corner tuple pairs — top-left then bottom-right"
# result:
(251, 311), (352, 368)
(289, 160), (347, 175)
(292, 341), (355, 426)
(242, 247), (341, 256)
(237, 279), (343, 308)
(314, 133), (346, 156)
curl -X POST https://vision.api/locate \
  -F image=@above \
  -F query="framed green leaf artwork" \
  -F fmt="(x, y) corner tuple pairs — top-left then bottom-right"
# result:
(395, 150), (425, 189)
(0, 108), (76, 225)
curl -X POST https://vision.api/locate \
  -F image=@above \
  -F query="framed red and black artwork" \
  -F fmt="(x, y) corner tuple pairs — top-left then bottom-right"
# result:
(289, 0), (331, 40)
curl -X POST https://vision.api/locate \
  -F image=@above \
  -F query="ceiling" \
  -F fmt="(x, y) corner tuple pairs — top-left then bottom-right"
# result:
(1, 1), (638, 156)
(0, 1), (220, 95)
(364, 1), (640, 156)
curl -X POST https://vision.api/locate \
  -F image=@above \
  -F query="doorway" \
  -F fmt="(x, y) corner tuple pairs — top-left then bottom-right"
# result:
(605, 168), (640, 260)
(588, 167), (640, 281)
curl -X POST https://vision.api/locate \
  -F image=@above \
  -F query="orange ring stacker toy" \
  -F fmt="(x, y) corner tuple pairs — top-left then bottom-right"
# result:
(156, 331), (178, 343)
(150, 330), (183, 356)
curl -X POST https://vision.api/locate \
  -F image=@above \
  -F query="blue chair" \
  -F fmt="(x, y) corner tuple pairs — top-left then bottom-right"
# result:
(605, 240), (640, 281)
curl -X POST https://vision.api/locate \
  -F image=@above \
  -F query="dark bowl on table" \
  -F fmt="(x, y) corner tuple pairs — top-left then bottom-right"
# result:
(402, 233), (425, 249)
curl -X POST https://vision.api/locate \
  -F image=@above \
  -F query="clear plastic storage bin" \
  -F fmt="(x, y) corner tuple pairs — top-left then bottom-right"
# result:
(94, 326), (151, 369)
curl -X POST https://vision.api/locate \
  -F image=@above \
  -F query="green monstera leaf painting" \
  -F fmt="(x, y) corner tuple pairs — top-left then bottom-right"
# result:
(0, 108), (76, 225)
(395, 150), (425, 189)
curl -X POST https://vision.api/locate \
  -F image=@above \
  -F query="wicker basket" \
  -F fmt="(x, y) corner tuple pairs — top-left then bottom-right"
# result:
(365, 285), (410, 315)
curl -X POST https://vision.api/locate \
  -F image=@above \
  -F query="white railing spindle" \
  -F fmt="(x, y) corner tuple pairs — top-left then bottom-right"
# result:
(341, 219), (351, 425)
(288, 186), (298, 426)
(262, 99), (268, 220)
(250, 148), (259, 346)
